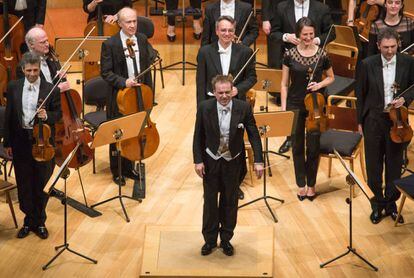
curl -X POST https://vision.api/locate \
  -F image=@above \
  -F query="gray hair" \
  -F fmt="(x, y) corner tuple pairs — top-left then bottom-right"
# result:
(20, 52), (41, 68)
(215, 15), (236, 29)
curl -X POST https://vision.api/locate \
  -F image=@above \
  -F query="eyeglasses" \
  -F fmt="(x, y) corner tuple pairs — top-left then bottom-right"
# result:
(219, 28), (235, 33)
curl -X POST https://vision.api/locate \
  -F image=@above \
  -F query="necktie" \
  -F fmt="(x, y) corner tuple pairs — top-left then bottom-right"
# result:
(218, 107), (230, 153)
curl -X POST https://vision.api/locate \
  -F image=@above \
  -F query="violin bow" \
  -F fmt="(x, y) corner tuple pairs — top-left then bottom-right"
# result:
(0, 16), (24, 44)
(235, 11), (254, 44)
(52, 26), (96, 80)
(401, 42), (414, 54)
(28, 65), (72, 125)
(134, 56), (163, 82)
(233, 48), (259, 83)
(386, 83), (414, 110)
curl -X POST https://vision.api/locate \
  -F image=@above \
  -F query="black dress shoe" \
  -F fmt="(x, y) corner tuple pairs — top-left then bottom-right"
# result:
(387, 211), (405, 224)
(167, 34), (176, 42)
(201, 242), (217, 256)
(35, 226), (49, 239)
(193, 32), (201, 40)
(278, 139), (291, 154)
(123, 170), (140, 180)
(220, 241), (234, 256)
(370, 210), (383, 224)
(113, 175), (126, 186)
(238, 188), (244, 200)
(17, 226), (31, 238)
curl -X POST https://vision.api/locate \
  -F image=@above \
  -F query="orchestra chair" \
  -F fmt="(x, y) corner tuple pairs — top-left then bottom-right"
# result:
(393, 175), (414, 226)
(137, 16), (165, 91)
(319, 95), (367, 181)
(0, 106), (13, 181)
(244, 89), (257, 186)
(326, 25), (359, 104)
(0, 179), (18, 228)
(83, 76), (110, 174)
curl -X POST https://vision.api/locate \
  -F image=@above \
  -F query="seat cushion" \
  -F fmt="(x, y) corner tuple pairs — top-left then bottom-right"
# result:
(394, 175), (414, 197)
(84, 111), (107, 128)
(320, 130), (362, 157)
(326, 75), (356, 101)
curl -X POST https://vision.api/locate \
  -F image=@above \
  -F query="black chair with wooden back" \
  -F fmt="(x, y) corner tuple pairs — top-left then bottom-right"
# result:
(393, 174), (414, 226)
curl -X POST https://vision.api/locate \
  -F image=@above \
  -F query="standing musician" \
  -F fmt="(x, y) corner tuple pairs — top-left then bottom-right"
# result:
(165, 0), (202, 41)
(356, 27), (414, 224)
(201, 0), (259, 47)
(0, 0), (47, 31)
(20, 27), (71, 93)
(83, 0), (132, 23)
(270, 0), (334, 155)
(193, 74), (264, 257)
(280, 17), (334, 201)
(4, 52), (61, 239)
(262, 0), (284, 68)
(196, 15), (257, 106)
(100, 7), (153, 185)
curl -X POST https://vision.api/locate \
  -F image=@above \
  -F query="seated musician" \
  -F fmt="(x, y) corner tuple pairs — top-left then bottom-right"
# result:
(4, 52), (61, 239)
(100, 7), (153, 185)
(165, 0), (202, 41)
(193, 74), (264, 257)
(356, 27), (414, 224)
(201, 0), (258, 47)
(269, 0), (334, 154)
(20, 27), (71, 93)
(347, 0), (384, 27)
(368, 0), (414, 56)
(83, 0), (132, 23)
(280, 17), (334, 201)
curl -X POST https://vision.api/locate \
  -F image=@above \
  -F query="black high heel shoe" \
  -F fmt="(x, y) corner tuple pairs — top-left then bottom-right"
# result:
(167, 34), (176, 42)
(297, 194), (306, 201)
(306, 194), (316, 201)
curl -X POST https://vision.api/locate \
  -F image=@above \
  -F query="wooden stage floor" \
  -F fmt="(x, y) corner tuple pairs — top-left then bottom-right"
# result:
(1, 5), (414, 278)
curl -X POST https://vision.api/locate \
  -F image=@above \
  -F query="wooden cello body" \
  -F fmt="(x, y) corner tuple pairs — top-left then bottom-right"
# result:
(355, 2), (379, 41)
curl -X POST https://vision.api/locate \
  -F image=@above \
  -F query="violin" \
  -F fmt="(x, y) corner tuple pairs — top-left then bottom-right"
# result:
(304, 68), (327, 132)
(354, 2), (379, 41)
(32, 100), (55, 162)
(389, 83), (413, 144)
(116, 38), (159, 161)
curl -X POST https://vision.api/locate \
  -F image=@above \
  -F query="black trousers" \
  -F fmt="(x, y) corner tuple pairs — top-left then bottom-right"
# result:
(165, 0), (201, 26)
(107, 90), (134, 177)
(363, 114), (404, 213)
(12, 129), (54, 228)
(289, 108), (320, 188)
(266, 35), (283, 69)
(202, 155), (242, 244)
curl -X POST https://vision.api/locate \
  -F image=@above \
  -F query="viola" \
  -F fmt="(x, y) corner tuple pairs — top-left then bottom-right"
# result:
(304, 68), (327, 132)
(354, 2), (379, 41)
(116, 38), (159, 161)
(389, 83), (413, 144)
(32, 100), (55, 162)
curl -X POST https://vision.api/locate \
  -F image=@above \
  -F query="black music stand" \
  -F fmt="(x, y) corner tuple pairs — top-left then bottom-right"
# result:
(320, 150), (378, 271)
(42, 143), (97, 270)
(90, 112), (147, 222)
(239, 111), (296, 222)
(162, 0), (202, 85)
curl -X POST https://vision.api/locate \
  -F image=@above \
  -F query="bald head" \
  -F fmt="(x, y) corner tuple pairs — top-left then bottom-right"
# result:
(25, 27), (50, 55)
(117, 7), (138, 37)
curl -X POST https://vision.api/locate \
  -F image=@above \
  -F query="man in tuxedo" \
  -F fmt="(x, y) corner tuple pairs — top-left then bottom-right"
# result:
(4, 52), (61, 239)
(193, 75), (264, 256)
(196, 15), (257, 106)
(261, 0), (284, 68)
(270, 0), (334, 154)
(356, 28), (414, 225)
(201, 0), (258, 47)
(100, 7), (153, 185)
(0, 0), (46, 31)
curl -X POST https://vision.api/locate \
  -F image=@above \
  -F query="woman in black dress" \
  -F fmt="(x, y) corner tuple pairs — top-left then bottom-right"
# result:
(368, 0), (414, 56)
(280, 17), (334, 201)
(83, 0), (132, 23)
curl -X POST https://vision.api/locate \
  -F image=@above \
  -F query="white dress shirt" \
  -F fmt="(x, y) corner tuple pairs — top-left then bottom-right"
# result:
(218, 42), (232, 76)
(382, 55), (397, 109)
(40, 56), (53, 83)
(294, 0), (309, 22)
(22, 77), (41, 129)
(220, 0), (235, 18)
(120, 30), (141, 79)
(15, 0), (27, 11)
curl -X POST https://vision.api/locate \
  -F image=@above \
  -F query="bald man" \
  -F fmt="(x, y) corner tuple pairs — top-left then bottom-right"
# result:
(100, 7), (153, 185)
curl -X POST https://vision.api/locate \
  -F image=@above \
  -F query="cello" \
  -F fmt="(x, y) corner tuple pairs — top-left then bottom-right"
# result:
(388, 83), (413, 144)
(116, 38), (159, 161)
(354, 2), (379, 41)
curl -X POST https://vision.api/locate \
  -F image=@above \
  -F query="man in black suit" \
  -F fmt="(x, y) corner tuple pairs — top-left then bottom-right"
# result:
(201, 0), (258, 47)
(262, 0), (284, 68)
(270, 0), (334, 154)
(196, 15), (257, 106)
(193, 75), (264, 256)
(356, 28), (414, 225)
(0, 0), (47, 31)
(100, 7), (153, 185)
(4, 52), (61, 239)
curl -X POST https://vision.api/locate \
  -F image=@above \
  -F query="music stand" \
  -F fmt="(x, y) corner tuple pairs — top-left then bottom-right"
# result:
(42, 143), (97, 270)
(90, 111), (147, 222)
(239, 111), (296, 222)
(320, 150), (378, 271)
(162, 0), (201, 85)
(55, 36), (109, 115)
